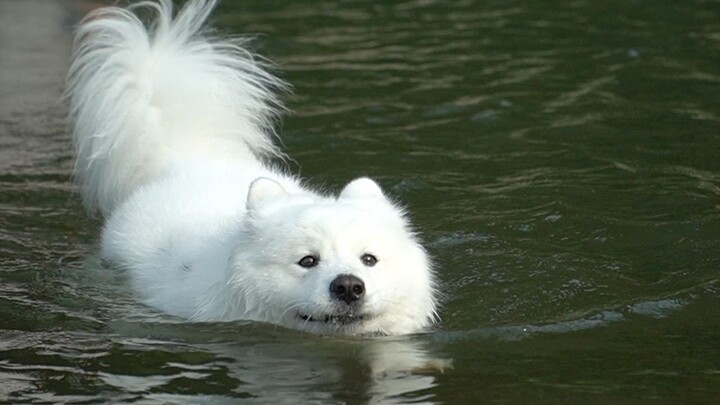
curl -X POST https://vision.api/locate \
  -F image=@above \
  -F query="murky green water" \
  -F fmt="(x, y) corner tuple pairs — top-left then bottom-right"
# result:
(1, 0), (719, 403)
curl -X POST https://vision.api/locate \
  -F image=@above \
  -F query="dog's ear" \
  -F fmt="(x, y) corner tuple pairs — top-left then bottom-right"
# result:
(247, 177), (289, 211)
(339, 177), (385, 200)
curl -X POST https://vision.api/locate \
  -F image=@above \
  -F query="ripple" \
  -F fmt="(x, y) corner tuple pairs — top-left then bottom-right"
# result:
(430, 232), (492, 248)
(435, 297), (690, 343)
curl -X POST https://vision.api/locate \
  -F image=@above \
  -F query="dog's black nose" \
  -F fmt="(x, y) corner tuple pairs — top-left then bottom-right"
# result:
(329, 274), (365, 304)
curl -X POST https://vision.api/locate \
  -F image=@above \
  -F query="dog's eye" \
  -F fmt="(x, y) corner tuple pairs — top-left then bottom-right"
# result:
(360, 253), (378, 267)
(298, 255), (319, 268)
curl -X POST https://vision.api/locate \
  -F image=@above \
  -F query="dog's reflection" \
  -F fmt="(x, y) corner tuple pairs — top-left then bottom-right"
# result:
(212, 336), (452, 404)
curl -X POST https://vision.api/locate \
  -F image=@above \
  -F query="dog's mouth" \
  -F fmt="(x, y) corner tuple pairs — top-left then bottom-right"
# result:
(298, 312), (368, 325)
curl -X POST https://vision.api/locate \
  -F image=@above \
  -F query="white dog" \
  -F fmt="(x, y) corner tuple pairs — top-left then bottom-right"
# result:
(67, 0), (437, 336)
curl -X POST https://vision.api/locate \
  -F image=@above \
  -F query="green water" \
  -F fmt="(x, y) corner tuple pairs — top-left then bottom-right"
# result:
(1, 0), (718, 403)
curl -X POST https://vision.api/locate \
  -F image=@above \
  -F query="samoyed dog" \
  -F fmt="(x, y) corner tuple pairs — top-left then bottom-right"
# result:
(67, 0), (437, 336)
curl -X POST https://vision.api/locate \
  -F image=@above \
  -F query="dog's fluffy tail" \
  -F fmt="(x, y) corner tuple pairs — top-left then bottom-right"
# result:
(67, 0), (285, 215)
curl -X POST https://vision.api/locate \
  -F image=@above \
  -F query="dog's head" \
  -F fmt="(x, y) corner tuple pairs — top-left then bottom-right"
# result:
(228, 177), (437, 336)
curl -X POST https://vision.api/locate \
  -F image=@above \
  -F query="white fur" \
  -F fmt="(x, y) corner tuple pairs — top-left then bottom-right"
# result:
(67, 0), (437, 336)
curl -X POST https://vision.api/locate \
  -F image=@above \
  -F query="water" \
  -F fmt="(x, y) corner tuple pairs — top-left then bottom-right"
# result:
(1, 0), (719, 403)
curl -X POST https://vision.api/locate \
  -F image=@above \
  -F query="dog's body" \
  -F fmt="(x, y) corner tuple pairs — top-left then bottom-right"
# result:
(67, 0), (437, 336)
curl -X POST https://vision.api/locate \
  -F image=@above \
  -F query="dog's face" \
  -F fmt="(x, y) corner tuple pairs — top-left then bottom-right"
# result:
(228, 177), (437, 336)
